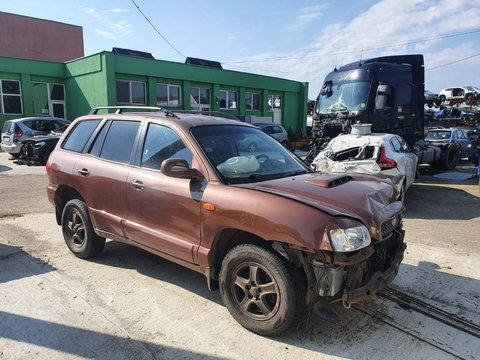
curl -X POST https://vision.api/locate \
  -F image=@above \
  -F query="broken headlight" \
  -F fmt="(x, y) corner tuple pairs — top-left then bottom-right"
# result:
(329, 225), (371, 252)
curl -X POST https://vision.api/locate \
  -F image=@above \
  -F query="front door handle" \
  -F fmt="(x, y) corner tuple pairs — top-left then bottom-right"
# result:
(77, 168), (90, 177)
(131, 179), (145, 190)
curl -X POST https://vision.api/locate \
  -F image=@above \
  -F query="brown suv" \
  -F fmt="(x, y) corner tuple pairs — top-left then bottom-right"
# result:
(47, 107), (406, 336)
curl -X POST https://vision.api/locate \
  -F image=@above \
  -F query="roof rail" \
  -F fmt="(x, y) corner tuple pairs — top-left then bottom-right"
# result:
(88, 106), (162, 115)
(170, 110), (240, 121)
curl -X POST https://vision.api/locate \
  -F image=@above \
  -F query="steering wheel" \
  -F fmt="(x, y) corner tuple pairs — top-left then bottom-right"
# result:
(255, 154), (269, 163)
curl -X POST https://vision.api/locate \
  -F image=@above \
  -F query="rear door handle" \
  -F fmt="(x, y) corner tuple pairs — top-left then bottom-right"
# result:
(131, 179), (145, 190)
(77, 168), (90, 177)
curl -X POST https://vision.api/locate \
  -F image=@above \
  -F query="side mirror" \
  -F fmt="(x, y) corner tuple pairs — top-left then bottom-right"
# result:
(375, 84), (391, 111)
(161, 158), (203, 181)
(320, 81), (333, 97)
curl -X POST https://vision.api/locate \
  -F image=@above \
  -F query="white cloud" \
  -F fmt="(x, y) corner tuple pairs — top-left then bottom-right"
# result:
(226, 0), (480, 97)
(286, 5), (327, 32)
(96, 29), (116, 40)
(109, 8), (129, 13)
(82, 6), (132, 38)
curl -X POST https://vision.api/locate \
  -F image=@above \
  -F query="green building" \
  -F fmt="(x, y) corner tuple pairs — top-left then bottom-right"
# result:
(0, 51), (309, 138)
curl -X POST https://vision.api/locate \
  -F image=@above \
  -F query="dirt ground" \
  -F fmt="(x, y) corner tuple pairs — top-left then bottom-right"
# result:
(0, 150), (479, 360)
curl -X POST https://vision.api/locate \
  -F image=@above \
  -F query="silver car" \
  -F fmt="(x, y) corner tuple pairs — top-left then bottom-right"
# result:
(254, 123), (289, 144)
(1, 117), (70, 157)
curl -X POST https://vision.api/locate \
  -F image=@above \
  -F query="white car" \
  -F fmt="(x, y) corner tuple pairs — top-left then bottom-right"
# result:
(438, 86), (480, 103)
(312, 126), (418, 203)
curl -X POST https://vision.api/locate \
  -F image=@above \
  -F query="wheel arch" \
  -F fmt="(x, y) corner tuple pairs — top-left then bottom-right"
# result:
(207, 228), (306, 290)
(54, 185), (86, 225)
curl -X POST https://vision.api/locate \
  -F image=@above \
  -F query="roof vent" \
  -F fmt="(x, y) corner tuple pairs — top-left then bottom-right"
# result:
(185, 57), (223, 69)
(351, 123), (372, 135)
(112, 48), (154, 59)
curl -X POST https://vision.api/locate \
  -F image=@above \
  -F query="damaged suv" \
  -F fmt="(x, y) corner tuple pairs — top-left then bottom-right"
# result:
(46, 107), (406, 336)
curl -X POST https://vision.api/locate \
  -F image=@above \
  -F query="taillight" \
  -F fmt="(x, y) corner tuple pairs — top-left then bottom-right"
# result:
(377, 146), (397, 169)
(13, 129), (23, 142)
(46, 158), (50, 176)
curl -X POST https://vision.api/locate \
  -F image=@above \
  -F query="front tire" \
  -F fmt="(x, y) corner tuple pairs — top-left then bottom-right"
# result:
(219, 244), (305, 336)
(62, 199), (105, 258)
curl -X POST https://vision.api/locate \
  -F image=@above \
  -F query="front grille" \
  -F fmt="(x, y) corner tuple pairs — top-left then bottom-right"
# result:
(370, 235), (398, 272)
(381, 217), (397, 238)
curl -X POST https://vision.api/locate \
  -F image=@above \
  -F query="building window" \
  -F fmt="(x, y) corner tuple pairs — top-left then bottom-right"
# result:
(116, 80), (146, 105)
(0, 80), (22, 114)
(157, 84), (181, 106)
(245, 92), (260, 111)
(268, 95), (282, 110)
(219, 90), (237, 109)
(190, 87), (210, 110)
(32, 82), (65, 118)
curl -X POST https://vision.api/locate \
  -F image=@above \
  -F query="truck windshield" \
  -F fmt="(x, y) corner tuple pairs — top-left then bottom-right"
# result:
(316, 81), (370, 114)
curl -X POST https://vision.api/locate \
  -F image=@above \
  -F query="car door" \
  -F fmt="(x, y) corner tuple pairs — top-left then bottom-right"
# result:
(390, 136), (417, 188)
(73, 119), (141, 237)
(124, 122), (202, 264)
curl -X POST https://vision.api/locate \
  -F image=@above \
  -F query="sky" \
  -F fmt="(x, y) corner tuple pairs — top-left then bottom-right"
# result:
(2, 0), (480, 99)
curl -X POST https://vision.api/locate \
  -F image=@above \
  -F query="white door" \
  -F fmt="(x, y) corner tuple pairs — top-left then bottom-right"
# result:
(269, 95), (282, 124)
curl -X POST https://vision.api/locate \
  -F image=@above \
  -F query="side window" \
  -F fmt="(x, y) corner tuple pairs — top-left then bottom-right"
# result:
(271, 126), (283, 134)
(63, 120), (101, 152)
(390, 137), (402, 153)
(397, 136), (410, 152)
(457, 131), (466, 140)
(52, 120), (70, 130)
(89, 121), (110, 157)
(99, 120), (140, 164)
(141, 123), (193, 170)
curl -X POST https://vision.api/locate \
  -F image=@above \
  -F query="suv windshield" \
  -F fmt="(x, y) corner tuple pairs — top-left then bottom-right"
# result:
(317, 81), (370, 114)
(192, 125), (310, 184)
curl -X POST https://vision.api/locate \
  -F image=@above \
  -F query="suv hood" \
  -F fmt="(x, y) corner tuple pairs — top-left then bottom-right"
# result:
(236, 172), (402, 239)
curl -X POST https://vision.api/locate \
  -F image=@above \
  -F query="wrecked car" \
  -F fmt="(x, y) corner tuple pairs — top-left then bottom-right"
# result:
(47, 107), (406, 336)
(18, 125), (69, 165)
(312, 124), (417, 203)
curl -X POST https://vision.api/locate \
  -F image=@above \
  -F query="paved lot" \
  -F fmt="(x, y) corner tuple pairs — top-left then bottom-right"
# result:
(0, 150), (479, 359)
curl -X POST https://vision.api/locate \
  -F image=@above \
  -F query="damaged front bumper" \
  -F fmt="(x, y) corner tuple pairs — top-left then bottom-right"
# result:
(310, 228), (406, 305)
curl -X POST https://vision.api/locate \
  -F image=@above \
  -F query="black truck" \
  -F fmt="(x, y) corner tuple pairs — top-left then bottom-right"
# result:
(305, 55), (461, 170)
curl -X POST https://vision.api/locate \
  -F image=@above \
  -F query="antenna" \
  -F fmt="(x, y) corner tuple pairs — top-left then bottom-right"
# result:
(359, 49), (364, 66)
(334, 54), (338, 71)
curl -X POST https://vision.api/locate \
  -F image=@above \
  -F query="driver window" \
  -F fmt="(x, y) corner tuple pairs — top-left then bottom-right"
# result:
(141, 123), (193, 170)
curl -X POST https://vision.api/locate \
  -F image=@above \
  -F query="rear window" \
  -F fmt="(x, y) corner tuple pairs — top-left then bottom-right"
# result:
(425, 131), (451, 140)
(62, 120), (101, 152)
(2, 120), (15, 133)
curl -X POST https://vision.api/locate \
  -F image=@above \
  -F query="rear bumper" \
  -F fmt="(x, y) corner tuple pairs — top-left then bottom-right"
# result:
(1, 142), (22, 154)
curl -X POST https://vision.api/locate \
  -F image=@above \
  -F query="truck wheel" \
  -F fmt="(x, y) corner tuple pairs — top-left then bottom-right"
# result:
(62, 199), (105, 258)
(219, 244), (305, 336)
(443, 147), (459, 170)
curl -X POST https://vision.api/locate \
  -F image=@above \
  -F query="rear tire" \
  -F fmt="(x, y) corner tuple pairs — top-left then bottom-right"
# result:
(62, 199), (105, 258)
(219, 244), (305, 336)
(443, 147), (459, 170)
